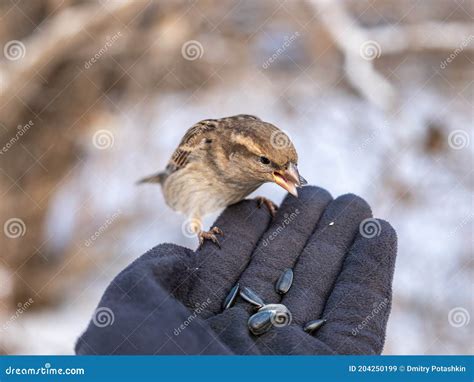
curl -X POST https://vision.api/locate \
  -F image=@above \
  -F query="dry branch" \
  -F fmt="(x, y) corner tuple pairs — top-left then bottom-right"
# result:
(310, 0), (397, 110)
(0, 1), (149, 129)
(370, 22), (474, 54)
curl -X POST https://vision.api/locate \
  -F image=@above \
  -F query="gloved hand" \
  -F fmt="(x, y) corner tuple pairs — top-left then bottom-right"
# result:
(75, 186), (397, 355)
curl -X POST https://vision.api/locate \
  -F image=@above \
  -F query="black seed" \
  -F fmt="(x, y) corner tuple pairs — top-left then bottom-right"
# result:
(258, 304), (292, 327)
(258, 303), (289, 314)
(239, 286), (265, 308)
(303, 319), (327, 335)
(275, 268), (293, 294)
(248, 310), (274, 336)
(222, 283), (239, 310)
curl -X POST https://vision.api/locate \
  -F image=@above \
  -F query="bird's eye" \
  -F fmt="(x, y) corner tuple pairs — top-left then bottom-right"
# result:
(259, 156), (270, 165)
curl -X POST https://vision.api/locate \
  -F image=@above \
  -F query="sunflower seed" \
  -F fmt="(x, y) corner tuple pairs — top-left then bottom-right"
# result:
(248, 310), (274, 336)
(222, 283), (239, 310)
(258, 303), (290, 314)
(258, 304), (292, 327)
(275, 268), (293, 294)
(303, 319), (327, 335)
(239, 286), (265, 308)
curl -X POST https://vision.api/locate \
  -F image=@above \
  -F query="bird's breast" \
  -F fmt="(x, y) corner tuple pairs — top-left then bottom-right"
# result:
(162, 164), (260, 218)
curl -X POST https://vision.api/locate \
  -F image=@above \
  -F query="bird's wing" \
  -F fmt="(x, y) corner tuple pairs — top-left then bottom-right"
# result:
(166, 119), (218, 173)
(166, 115), (261, 173)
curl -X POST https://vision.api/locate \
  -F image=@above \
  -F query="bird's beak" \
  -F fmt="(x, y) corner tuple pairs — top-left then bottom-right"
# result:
(272, 163), (307, 197)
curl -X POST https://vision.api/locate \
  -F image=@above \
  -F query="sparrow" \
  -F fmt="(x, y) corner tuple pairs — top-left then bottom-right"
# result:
(138, 114), (306, 247)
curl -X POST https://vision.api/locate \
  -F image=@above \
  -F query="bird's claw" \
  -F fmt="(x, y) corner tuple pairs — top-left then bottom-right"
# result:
(256, 196), (278, 217)
(198, 226), (223, 249)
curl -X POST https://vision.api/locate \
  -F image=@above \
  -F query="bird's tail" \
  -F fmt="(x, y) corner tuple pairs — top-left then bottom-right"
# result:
(136, 172), (166, 185)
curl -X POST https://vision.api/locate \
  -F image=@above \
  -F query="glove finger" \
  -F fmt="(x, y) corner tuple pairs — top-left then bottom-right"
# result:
(147, 243), (197, 300)
(76, 245), (232, 355)
(315, 219), (397, 354)
(188, 199), (272, 317)
(206, 307), (262, 355)
(283, 194), (372, 324)
(236, 186), (333, 307)
(259, 326), (335, 355)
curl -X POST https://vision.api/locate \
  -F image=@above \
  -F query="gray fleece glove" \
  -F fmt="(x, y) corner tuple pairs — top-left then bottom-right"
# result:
(76, 186), (397, 355)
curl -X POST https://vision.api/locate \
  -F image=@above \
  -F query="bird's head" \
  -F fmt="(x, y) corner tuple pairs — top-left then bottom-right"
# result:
(224, 119), (306, 196)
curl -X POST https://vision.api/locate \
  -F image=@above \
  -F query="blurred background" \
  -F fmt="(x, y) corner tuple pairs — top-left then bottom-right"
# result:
(0, 0), (472, 355)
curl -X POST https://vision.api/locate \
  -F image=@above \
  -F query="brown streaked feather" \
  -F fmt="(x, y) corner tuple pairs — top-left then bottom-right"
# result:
(179, 119), (218, 146)
(167, 119), (218, 173)
(221, 114), (260, 122)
